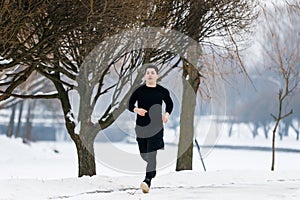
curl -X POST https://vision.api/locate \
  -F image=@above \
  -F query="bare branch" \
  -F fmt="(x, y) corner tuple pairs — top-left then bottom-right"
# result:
(281, 109), (293, 119)
(0, 90), (58, 99)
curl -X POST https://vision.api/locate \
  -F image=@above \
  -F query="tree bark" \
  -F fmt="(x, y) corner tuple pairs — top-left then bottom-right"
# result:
(51, 72), (96, 176)
(6, 104), (16, 138)
(176, 61), (200, 171)
(271, 119), (280, 171)
(74, 134), (97, 177)
(23, 100), (35, 143)
(176, 0), (203, 171)
(15, 101), (24, 138)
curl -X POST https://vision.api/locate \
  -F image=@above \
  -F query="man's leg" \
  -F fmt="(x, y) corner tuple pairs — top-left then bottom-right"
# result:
(145, 134), (163, 179)
(136, 137), (148, 161)
(140, 151), (157, 193)
(137, 139), (158, 193)
(145, 151), (157, 179)
(137, 135), (162, 193)
(137, 138), (157, 173)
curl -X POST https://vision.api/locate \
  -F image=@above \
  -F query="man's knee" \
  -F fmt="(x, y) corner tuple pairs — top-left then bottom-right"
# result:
(140, 153), (148, 162)
(141, 151), (157, 163)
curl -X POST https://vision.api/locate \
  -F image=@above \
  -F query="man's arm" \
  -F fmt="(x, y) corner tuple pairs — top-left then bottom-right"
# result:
(162, 112), (170, 123)
(162, 89), (173, 123)
(128, 88), (147, 116)
(128, 89), (138, 112)
(164, 90), (173, 114)
(134, 107), (147, 116)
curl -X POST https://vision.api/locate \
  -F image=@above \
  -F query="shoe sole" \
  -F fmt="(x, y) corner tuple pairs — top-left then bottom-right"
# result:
(140, 182), (150, 193)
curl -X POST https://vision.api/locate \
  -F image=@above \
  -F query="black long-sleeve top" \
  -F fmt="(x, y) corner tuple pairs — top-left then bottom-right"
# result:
(128, 84), (173, 127)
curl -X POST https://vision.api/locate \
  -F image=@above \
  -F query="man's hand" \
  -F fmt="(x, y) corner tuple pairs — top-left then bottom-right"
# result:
(162, 112), (170, 123)
(134, 107), (147, 116)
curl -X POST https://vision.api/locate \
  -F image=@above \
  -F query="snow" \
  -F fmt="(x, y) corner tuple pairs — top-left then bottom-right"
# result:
(66, 110), (76, 125)
(1, 133), (300, 200)
(34, 91), (58, 96)
(0, 57), (12, 64)
(2, 171), (300, 200)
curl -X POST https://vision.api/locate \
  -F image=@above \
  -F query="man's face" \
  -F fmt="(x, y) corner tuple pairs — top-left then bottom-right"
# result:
(145, 68), (158, 84)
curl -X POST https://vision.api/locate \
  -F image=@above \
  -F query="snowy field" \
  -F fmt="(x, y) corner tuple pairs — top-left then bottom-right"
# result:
(1, 126), (300, 200)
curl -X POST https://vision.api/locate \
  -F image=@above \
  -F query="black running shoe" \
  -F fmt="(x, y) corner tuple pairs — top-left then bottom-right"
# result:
(140, 178), (151, 193)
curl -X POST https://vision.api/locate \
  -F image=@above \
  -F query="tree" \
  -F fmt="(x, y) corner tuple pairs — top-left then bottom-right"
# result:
(43, 1), (182, 177)
(175, 0), (258, 171)
(259, 0), (300, 171)
(1, 0), (258, 176)
(0, 58), (56, 140)
(0, 0), (180, 177)
(231, 77), (279, 139)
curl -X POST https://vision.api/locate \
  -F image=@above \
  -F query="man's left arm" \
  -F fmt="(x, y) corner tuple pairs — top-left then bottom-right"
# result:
(162, 112), (170, 123)
(162, 90), (173, 123)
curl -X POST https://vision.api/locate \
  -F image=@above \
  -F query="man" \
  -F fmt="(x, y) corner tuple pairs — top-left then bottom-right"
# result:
(128, 64), (173, 193)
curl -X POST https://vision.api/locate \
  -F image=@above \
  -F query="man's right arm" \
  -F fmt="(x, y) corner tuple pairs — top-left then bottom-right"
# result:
(128, 87), (147, 116)
(128, 89), (138, 112)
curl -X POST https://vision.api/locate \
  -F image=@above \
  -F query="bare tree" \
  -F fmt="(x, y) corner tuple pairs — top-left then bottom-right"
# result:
(0, 0), (177, 177)
(260, 0), (300, 171)
(175, 0), (258, 171)
(1, 0), (258, 176)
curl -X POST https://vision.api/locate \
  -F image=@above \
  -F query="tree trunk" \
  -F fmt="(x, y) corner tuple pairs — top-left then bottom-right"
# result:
(52, 69), (99, 177)
(271, 119), (280, 171)
(271, 88), (294, 170)
(74, 135), (96, 177)
(228, 123), (233, 137)
(23, 100), (35, 143)
(250, 123), (259, 138)
(290, 123), (299, 140)
(6, 104), (16, 138)
(176, 0), (203, 171)
(15, 101), (24, 138)
(176, 61), (200, 171)
(255, 123), (259, 138)
(271, 89), (283, 171)
(284, 122), (289, 137)
(263, 123), (269, 139)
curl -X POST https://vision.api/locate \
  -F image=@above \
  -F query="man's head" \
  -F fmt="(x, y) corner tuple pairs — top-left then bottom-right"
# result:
(144, 64), (159, 86)
(144, 64), (158, 74)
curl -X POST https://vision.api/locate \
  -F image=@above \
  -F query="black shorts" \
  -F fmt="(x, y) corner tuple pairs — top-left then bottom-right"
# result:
(136, 129), (164, 153)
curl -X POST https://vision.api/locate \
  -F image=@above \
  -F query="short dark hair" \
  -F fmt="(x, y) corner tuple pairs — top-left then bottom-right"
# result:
(143, 63), (158, 74)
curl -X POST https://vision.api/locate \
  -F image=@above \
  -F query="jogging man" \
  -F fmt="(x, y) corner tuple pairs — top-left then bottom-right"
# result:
(128, 64), (173, 193)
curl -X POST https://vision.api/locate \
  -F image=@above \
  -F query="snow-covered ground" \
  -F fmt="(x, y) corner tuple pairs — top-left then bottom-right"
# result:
(1, 127), (300, 200)
(2, 170), (300, 200)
